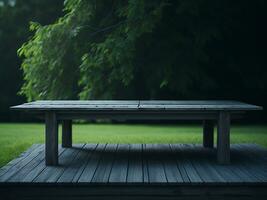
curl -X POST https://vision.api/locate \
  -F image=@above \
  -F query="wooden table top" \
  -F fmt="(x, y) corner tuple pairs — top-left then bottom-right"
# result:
(10, 100), (262, 112)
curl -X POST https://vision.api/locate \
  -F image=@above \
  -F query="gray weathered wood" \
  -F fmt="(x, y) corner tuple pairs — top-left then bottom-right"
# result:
(8, 147), (45, 182)
(45, 112), (58, 166)
(142, 144), (149, 183)
(57, 112), (223, 121)
(22, 146), (66, 182)
(127, 144), (143, 183)
(156, 144), (183, 183)
(1, 143), (267, 187)
(217, 111), (230, 164)
(91, 144), (118, 183)
(10, 100), (262, 165)
(78, 144), (106, 182)
(109, 144), (129, 183)
(203, 120), (214, 148)
(187, 144), (226, 183)
(171, 144), (202, 183)
(11, 100), (262, 111)
(62, 120), (72, 148)
(34, 144), (84, 182)
(0, 145), (44, 181)
(57, 144), (90, 183)
(232, 144), (267, 182)
(0, 144), (39, 177)
(191, 145), (243, 183)
(145, 144), (167, 183)
(72, 144), (98, 182)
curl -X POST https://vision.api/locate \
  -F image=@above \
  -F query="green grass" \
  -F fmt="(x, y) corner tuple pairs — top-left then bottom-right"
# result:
(0, 123), (267, 167)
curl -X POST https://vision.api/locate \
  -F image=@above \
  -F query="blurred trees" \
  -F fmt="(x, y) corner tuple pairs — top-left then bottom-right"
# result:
(19, 0), (267, 102)
(0, 0), (63, 120)
(1, 0), (267, 121)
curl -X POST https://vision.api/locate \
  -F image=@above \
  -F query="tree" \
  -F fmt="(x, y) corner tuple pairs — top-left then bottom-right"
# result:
(18, 0), (267, 121)
(0, 0), (63, 121)
(18, 0), (166, 100)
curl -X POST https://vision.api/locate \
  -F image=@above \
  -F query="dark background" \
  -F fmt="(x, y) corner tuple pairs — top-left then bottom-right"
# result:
(0, 0), (266, 122)
(0, 0), (63, 121)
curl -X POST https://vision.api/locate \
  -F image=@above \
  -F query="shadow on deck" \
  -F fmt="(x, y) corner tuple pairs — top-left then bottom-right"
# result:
(0, 143), (267, 199)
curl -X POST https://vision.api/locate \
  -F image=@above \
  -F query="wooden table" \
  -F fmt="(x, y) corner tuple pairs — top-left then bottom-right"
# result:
(11, 100), (262, 165)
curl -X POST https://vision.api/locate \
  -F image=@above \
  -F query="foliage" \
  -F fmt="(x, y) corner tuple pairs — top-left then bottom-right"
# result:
(0, 0), (63, 120)
(18, 0), (267, 105)
(18, 0), (167, 100)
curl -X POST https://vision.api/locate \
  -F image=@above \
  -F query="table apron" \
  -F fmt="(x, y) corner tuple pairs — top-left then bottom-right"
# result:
(35, 111), (245, 120)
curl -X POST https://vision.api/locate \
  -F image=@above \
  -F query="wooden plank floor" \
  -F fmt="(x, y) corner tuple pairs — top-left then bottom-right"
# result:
(1, 143), (267, 184)
(0, 143), (267, 199)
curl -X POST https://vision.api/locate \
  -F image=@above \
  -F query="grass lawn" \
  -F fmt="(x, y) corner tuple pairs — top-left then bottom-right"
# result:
(0, 123), (267, 167)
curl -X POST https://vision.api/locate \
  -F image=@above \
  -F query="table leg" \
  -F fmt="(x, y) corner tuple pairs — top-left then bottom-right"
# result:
(45, 112), (58, 165)
(217, 111), (230, 164)
(62, 120), (72, 148)
(203, 120), (214, 148)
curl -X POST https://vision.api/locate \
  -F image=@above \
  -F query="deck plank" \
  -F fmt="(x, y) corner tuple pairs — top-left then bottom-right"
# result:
(8, 147), (46, 182)
(109, 144), (129, 183)
(185, 144), (226, 183)
(142, 144), (149, 183)
(246, 144), (267, 158)
(0, 144), (40, 177)
(0, 144), (44, 181)
(78, 144), (106, 183)
(72, 144), (98, 182)
(155, 144), (183, 183)
(57, 144), (97, 182)
(127, 144), (143, 183)
(232, 144), (267, 182)
(91, 144), (118, 183)
(168, 144), (190, 183)
(34, 144), (84, 182)
(170, 144), (203, 183)
(0, 143), (267, 186)
(22, 147), (66, 182)
(192, 145), (243, 183)
(145, 144), (167, 183)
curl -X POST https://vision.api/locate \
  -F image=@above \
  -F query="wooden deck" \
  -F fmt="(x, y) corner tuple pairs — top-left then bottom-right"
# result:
(1, 143), (267, 199)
